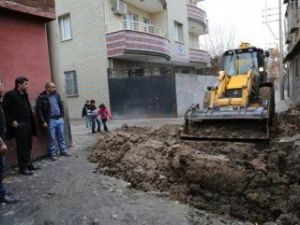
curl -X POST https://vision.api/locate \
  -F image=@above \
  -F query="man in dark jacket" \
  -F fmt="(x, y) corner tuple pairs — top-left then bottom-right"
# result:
(0, 80), (18, 203)
(36, 82), (70, 161)
(3, 77), (38, 176)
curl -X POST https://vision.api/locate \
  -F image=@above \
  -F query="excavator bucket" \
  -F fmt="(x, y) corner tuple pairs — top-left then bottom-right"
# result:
(181, 105), (270, 141)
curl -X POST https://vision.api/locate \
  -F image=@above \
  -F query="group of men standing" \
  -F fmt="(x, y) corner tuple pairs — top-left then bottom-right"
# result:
(0, 77), (70, 204)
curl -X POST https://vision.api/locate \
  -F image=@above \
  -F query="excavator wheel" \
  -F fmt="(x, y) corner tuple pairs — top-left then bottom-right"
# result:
(202, 91), (211, 109)
(259, 86), (275, 123)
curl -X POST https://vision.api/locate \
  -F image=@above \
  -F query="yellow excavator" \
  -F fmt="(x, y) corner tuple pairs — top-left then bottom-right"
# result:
(181, 43), (275, 141)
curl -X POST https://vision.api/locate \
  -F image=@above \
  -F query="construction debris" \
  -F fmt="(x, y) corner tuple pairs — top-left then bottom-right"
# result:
(89, 108), (300, 224)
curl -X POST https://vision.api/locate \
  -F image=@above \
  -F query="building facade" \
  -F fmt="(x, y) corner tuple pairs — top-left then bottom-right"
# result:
(0, 0), (56, 165)
(48, 0), (210, 119)
(284, 0), (300, 106)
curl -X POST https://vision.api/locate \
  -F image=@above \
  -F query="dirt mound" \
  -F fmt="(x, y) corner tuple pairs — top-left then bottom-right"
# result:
(272, 107), (300, 137)
(89, 110), (300, 224)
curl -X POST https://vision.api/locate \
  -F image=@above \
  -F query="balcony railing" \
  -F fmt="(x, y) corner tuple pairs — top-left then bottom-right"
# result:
(187, 4), (207, 23)
(106, 20), (168, 38)
(189, 48), (210, 64)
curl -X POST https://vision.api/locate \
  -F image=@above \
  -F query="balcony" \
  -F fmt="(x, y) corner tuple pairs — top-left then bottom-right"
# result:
(187, 4), (208, 35)
(106, 21), (170, 61)
(0, 0), (55, 20)
(189, 48), (210, 64)
(123, 0), (166, 13)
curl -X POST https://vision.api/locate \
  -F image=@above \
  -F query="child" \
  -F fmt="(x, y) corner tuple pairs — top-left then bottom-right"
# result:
(81, 100), (91, 128)
(97, 103), (112, 132)
(90, 99), (100, 133)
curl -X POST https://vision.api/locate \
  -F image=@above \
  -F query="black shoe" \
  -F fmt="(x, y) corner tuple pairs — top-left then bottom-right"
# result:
(50, 156), (58, 161)
(27, 164), (41, 171)
(0, 194), (18, 204)
(19, 169), (33, 176)
(60, 152), (72, 157)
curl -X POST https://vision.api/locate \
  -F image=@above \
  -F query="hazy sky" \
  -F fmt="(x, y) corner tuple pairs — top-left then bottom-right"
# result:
(200, 0), (283, 49)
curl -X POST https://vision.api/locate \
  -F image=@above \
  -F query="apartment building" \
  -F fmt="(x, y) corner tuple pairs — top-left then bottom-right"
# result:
(284, 0), (300, 106)
(48, 0), (210, 119)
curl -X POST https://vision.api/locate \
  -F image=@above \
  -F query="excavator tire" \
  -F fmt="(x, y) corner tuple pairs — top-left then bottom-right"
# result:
(259, 86), (275, 123)
(202, 91), (211, 109)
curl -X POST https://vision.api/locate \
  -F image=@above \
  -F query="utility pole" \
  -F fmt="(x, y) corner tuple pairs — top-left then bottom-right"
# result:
(262, 0), (285, 100)
(278, 0), (284, 100)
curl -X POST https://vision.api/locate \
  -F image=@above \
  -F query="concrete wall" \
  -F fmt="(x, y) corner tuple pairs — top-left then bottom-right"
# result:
(48, 0), (110, 119)
(0, 12), (52, 100)
(104, 0), (151, 25)
(0, 11), (52, 166)
(289, 57), (300, 106)
(175, 73), (217, 116)
(166, 0), (190, 63)
(151, 10), (168, 33)
(189, 32), (199, 49)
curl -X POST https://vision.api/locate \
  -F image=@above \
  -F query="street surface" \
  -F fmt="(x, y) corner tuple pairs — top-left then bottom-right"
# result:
(0, 119), (251, 225)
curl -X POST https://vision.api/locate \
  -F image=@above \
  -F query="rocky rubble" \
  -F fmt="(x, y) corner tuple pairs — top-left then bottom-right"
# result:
(89, 109), (300, 224)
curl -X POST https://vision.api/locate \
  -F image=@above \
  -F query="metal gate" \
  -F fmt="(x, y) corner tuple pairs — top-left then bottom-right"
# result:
(108, 74), (177, 118)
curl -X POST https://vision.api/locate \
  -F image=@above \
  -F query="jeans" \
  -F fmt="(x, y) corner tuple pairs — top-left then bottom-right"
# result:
(0, 155), (6, 198)
(85, 116), (91, 128)
(48, 118), (67, 156)
(91, 115), (100, 133)
(101, 119), (108, 131)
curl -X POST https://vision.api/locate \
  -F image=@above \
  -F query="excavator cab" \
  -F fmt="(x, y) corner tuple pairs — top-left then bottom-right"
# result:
(181, 43), (274, 141)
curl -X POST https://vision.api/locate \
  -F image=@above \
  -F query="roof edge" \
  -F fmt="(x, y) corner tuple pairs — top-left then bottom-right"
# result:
(0, 1), (55, 21)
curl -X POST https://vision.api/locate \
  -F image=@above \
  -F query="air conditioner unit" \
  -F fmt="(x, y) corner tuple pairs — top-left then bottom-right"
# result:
(112, 0), (127, 15)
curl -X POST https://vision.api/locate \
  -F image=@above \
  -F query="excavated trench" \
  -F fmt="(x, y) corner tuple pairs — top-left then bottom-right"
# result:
(89, 108), (300, 224)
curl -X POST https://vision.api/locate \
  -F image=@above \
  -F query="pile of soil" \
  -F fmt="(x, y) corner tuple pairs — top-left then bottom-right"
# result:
(272, 107), (300, 137)
(89, 109), (300, 224)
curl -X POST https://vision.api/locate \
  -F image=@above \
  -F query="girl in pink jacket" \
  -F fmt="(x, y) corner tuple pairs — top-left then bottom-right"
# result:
(97, 104), (112, 132)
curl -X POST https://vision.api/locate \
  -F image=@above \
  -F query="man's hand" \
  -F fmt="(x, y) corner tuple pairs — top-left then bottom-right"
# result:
(12, 121), (18, 128)
(42, 122), (48, 128)
(0, 143), (8, 155)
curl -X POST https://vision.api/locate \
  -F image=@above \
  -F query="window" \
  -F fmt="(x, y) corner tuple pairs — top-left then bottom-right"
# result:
(59, 14), (72, 41)
(64, 71), (78, 97)
(143, 18), (150, 32)
(174, 21), (184, 42)
(124, 12), (139, 30)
